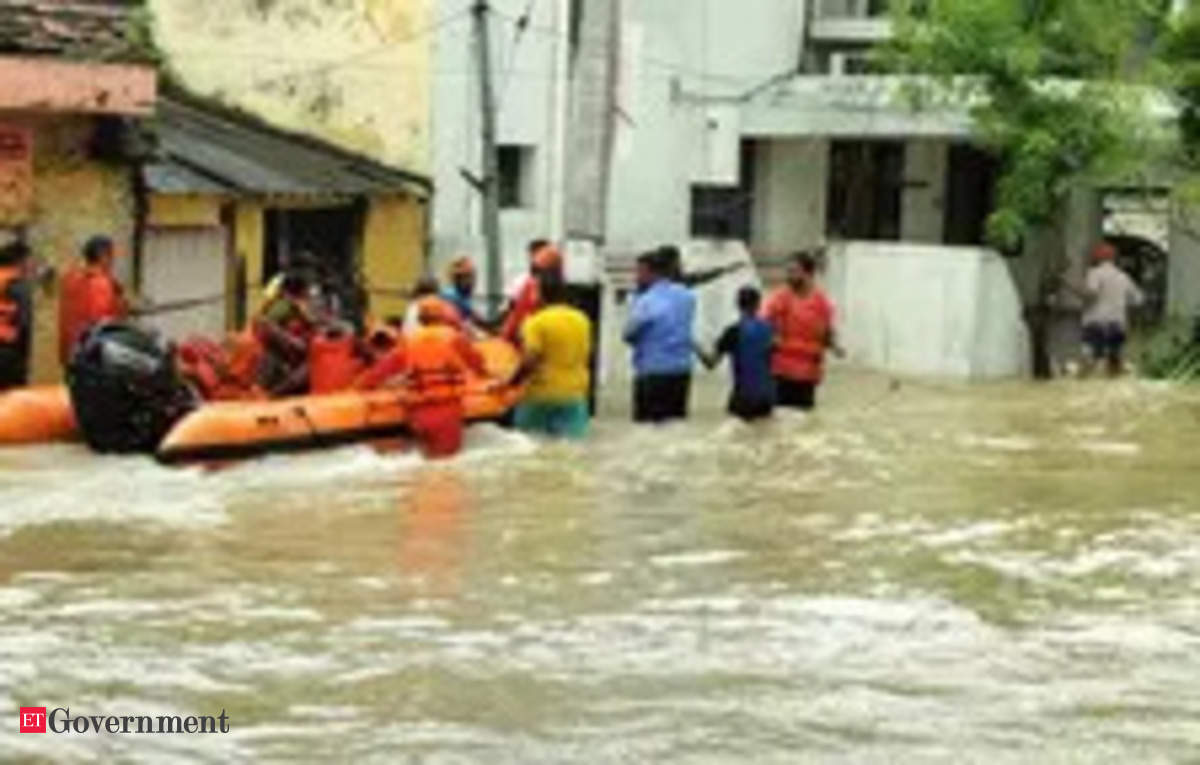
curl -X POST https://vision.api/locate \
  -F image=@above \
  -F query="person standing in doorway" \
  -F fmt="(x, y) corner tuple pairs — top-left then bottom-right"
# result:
(513, 269), (593, 439)
(624, 250), (697, 423)
(58, 235), (129, 365)
(762, 250), (840, 411)
(0, 240), (33, 390)
(699, 285), (775, 422)
(1080, 241), (1144, 377)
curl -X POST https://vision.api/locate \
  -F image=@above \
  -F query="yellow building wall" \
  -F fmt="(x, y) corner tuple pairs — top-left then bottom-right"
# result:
(147, 194), (222, 228)
(150, 0), (433, 177)
(362, 194), (425, 321)
(232, 200), (265, 328)
(17, 116), (137, 384)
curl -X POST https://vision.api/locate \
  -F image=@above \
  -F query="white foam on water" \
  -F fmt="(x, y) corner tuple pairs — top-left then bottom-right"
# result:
(1078, 441), (1142, 457)
(957, 434), (1039, 452)
(0, 448), (227, 536)
(920, 520), (1019, 548)
(648, 550), (747, 569)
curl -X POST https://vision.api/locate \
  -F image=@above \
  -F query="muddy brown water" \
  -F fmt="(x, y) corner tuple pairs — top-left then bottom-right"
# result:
(1, 371), (1198, 763)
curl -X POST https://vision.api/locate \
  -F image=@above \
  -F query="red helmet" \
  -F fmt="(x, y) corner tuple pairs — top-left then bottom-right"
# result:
(1092, 242), (1117, 262)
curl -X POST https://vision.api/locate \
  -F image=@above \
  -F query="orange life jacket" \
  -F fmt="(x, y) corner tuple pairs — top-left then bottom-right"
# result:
(0, 266), (22, 346)
(405, 325), (471, 406)
(176, 339), (224, 400)
(309, 330), (363, 394)
(58, 265), (126, 364)
(501, 276), (540, 344)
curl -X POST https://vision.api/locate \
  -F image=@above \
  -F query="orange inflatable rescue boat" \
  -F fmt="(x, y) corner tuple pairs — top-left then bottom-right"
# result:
(0, 385), (77, 446)
(157, 338), (524, 464)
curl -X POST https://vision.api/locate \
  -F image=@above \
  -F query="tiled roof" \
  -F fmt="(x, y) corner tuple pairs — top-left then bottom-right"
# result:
(0, 0), (149, 62)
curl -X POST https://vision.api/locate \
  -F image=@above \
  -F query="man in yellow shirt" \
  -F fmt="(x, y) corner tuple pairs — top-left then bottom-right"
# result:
(514, 270), (592, 439)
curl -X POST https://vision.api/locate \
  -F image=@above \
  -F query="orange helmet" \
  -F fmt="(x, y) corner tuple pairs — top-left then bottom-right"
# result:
(449, 256), (475, 278)
(416, 296), (460, 326)
(1092, 242), (1117, 262)
(532, 245), (563, 271)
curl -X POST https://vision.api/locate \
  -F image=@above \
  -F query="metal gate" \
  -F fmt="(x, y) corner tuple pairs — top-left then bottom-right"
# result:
(142, 227), (227, 342)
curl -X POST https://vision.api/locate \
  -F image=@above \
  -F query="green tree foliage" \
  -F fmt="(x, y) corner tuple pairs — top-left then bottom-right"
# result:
(884, 0), (1172, 251)
(1161, 5), (1200, 160)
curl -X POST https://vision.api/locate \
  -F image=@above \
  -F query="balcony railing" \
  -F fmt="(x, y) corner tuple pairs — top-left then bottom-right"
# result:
(814, 0), (890, 19)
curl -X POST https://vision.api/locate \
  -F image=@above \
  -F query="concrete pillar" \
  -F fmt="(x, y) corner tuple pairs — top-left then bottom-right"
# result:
(901, 139), (947, 244)
(751, 138), (828, 256)
(1168, 200), (1200, 319)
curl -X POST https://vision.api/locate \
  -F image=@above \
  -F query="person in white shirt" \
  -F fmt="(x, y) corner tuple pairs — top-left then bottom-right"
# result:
(1081, 242), (1144, 377)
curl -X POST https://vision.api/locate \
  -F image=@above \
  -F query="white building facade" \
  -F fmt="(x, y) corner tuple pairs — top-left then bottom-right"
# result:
(430, 0), (1122, 379)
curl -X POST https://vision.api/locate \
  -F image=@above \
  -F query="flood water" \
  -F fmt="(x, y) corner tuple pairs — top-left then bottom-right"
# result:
(1, 371), (1199, 763)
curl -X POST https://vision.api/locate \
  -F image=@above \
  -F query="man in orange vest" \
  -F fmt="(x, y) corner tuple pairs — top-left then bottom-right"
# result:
(0, 240), (33, 390)
(357, 296), (486, 459)
(58, 235), (129, 366)
(762, 250), (842, 411)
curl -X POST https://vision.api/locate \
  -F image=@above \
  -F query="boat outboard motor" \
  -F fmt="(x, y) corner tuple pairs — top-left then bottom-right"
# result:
(67, 321), (197, 454)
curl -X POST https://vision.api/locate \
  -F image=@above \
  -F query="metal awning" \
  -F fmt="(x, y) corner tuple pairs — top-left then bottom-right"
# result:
(144, 97), (431, 199)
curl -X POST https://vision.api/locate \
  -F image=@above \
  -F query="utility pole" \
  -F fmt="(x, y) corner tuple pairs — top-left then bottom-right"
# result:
(546, 0), (571, 244)
(472, 0), (503, 315)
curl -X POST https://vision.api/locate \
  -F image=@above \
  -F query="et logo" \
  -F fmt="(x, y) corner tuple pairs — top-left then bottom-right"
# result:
(20, 707), (46, 733)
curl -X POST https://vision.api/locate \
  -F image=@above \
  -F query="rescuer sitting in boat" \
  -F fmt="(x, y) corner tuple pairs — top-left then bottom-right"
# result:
(356, 296), (487, 459)
(255, 267), (320, 396)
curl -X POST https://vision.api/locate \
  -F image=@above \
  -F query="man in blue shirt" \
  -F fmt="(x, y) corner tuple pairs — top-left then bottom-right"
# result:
(699, 286), (775, 421)
(623, 250), (697, 423)
(440, 256), (491, 330)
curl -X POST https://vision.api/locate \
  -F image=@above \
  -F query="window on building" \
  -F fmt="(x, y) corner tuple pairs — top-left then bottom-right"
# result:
(943, 144), (1001, 246)
(497, 145), (536, 209)
(826, 140), (905, 241)
(690, 141), (757, 240)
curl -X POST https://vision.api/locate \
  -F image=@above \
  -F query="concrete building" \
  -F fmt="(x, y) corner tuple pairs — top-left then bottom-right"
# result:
(143, 95), (431, 340)
(432, 0), (1050, 379)
(149, 0), (433, 328)
(0, 0), (158, 383)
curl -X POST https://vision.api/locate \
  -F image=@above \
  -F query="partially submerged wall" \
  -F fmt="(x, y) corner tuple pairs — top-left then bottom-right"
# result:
(825, 242), (1030, 379)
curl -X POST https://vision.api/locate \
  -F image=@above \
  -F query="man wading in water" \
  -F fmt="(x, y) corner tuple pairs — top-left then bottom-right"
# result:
(762, 250), (842, 411)
(624, 250), (697, 423)
(1076, 242), (1144, 377)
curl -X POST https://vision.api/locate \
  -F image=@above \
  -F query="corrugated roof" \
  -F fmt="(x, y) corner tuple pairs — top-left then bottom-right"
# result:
(0, 0), (148, 61)
(145, 97), (431, 198)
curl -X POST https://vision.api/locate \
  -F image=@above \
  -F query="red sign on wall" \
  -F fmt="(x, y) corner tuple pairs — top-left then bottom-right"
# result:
(0, 124), (33, 224)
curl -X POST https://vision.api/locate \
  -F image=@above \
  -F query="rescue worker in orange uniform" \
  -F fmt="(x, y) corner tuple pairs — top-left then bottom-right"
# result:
(58, 235), (129, 366)
(0, 240), (33, 390)
(500, 243), (563, 344)
(356, 297), (486, 459)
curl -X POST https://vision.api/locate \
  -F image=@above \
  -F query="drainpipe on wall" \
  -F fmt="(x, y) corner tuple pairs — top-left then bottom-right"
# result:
(130, 155), (147, 295)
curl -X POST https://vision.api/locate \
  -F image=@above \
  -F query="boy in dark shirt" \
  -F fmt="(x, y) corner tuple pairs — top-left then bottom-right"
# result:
(699, 286), (775, 421)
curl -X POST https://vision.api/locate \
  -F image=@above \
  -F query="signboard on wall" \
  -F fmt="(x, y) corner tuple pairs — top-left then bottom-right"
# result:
(0, 124), (33, 225)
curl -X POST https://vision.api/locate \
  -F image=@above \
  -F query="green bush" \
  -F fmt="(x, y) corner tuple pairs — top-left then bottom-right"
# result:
(1139, 318), (1200, 381)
